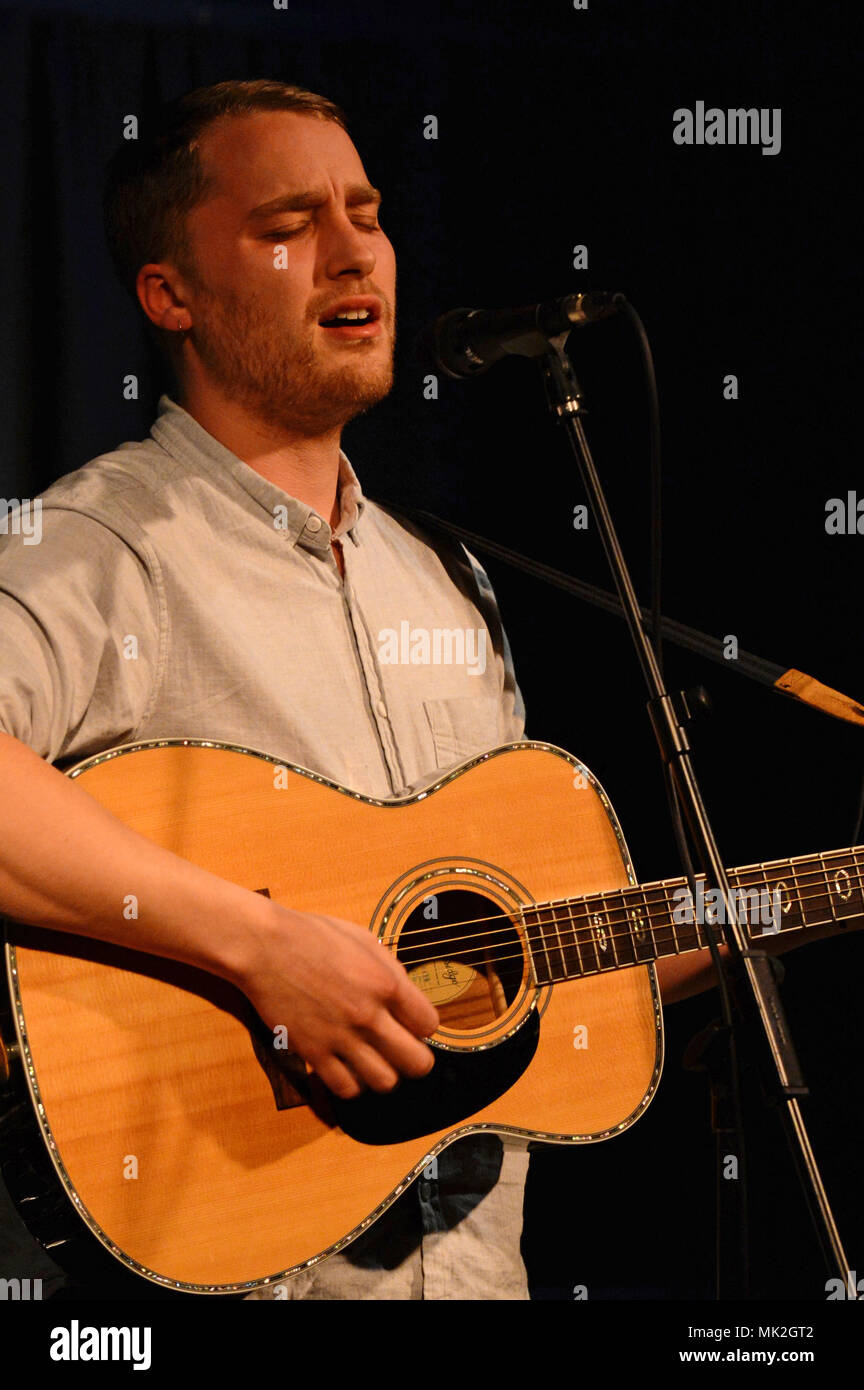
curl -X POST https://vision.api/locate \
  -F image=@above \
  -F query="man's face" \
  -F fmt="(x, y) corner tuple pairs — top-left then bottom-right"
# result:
(175, 110), (397, 433)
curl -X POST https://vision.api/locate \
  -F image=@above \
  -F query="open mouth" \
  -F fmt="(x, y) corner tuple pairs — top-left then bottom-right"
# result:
(319, 307), (377, 326)
(317, 300), (383, 338)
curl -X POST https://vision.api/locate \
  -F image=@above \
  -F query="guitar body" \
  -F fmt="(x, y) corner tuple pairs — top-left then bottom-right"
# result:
(2, 739), (662, 1293)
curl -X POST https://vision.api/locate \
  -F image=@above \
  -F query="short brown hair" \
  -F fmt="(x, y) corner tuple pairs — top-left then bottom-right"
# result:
(103, 79), (348, 301)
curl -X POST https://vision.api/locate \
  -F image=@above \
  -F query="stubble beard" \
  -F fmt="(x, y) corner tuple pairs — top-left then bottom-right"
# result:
(188, 280), (395, 435)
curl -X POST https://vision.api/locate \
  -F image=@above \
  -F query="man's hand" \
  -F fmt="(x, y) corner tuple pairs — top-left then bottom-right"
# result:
(0, 735), (438, 1102)
(232, 904), (440, 1100)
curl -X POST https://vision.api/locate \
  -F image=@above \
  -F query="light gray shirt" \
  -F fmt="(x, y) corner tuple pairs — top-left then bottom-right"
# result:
(0, 395), (525, 782)
(0, 395), (531, 1264)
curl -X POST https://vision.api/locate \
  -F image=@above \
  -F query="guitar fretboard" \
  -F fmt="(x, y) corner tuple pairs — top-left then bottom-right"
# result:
(521, 847), (864, 985)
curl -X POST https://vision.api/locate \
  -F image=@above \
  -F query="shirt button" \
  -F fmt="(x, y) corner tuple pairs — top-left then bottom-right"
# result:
(305, 514), (323, 533)
(376, 699), (388, 718)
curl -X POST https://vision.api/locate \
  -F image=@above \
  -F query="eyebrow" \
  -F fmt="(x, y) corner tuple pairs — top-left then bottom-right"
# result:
(247, 182), (382, 221)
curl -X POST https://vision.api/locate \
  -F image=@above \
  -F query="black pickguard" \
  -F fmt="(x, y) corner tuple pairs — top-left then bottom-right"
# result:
(330, 1010), (539, 1143)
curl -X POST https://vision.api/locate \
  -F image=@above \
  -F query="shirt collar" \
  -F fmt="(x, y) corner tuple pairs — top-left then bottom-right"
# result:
(149, 394), (366, 553)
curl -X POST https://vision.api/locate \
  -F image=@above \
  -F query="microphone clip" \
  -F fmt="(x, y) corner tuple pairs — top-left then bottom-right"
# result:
(539, 334), (586, 420)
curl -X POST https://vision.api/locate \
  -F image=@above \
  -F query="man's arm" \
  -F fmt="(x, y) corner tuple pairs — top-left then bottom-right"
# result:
(655, 914), (854, 1004)
(0, 510), (438, 1098)
(0, 732), (438, 1097)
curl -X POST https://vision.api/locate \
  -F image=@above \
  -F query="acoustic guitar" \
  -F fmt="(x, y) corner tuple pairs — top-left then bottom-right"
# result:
(1, 738), (861, 1295)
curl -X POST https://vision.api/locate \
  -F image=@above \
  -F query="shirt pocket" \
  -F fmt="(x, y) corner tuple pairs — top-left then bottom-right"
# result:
(423, 695), (502, 768)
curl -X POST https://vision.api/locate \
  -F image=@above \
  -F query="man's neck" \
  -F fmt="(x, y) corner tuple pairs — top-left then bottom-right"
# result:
(177, 385), (344, 530)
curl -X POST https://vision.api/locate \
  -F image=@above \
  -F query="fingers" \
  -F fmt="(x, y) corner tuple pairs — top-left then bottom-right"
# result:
(310, 1053), (364, 1100)
(258, 911), (441, 1101)
(340, 1039), (402, 1093)
(310, 1033), (428, 1100)
(389, 971), (440, 1038)
(361, 1009), (437, 1081)
(308, 1013), (436, 1100)
(343, 919), (440, 1036)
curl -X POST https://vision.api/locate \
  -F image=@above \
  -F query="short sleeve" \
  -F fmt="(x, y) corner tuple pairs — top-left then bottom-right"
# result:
(0, 507), (163, 765)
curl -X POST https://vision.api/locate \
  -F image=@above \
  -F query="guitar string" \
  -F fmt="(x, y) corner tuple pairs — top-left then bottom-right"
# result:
(396, 869), (864, 953)
(394, 884), (864, 973)
(394, 902), (856, 976)
(394, 907), (855, 976)
(395, 905), (860, 973)
(396, 917), (863, 976)
(389, 865), (864, 959)
(396, 872), (864, 952)
(386, 857), (864, 947)
(394, 867), (864, 967)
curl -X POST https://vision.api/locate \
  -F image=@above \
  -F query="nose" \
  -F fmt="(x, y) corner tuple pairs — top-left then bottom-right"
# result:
(322, 208), (377, 281)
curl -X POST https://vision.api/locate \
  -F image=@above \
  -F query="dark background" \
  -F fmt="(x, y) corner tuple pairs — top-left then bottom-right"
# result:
(0, 0), (861, 1304)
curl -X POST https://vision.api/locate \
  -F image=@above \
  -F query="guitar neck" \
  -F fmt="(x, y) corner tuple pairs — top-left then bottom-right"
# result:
(522, 846), (864, 985)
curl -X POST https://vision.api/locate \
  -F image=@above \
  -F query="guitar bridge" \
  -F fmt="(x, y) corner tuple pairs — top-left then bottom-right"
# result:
(248, 1018), (311, 1111)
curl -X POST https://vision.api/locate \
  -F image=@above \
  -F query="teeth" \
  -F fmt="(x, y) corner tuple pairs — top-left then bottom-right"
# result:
(331, 309), (371, 321)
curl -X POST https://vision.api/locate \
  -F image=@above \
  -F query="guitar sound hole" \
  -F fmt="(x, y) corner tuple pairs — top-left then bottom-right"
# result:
(396, 889), (525, 1032)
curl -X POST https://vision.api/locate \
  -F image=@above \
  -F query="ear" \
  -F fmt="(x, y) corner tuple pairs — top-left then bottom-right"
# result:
(136, 263), (193, 334)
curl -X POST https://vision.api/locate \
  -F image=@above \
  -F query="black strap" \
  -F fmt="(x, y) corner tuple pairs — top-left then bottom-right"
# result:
(372, 496), (784, 688)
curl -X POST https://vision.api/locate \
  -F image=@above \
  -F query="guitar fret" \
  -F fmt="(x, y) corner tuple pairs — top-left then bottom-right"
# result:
(554, 900), (583, 980)
(544, 902), (569, 981)
(607, 895), (621, 969)
(615, 888), (638, 969)
(700, 875), (722, 947)
(824, 850), (862, 924)
(576, 897), (600, 976)
(649, 881), (678, 958)
(542, 901), (567, 980)
(604, 895), (619, 967)
(523, 845), (864, 988)
(730, 863), (767, 941)
(640, 882), (669, 959)
(853, 848), (864, 919)
(633, 886), (655, 962)
(764, 860), (796, 937)
(565, 898), (587, 978)
(798, 853), (833, 930)
(600, 893), (620, 970)
(783, 856), (803, 937)
(522, 904), (554, 986)
(666, 882), (682, 954)
(819, 852), (838, 924)
(672, 876), (702, 953)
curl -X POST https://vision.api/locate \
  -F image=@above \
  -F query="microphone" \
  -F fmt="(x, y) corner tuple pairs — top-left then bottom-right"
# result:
(425, 291), (620, 379)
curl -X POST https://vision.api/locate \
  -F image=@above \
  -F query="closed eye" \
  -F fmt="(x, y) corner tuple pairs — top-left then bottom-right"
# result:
(262, 226), (310, 240)
(262, 218), (381, 241)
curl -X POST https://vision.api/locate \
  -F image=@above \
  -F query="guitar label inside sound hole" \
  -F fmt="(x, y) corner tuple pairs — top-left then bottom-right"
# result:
(396, 888), (526, 1032)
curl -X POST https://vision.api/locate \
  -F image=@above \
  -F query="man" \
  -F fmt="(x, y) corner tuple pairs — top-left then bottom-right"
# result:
(0, 79), (841, 1301)
(0, 78), (534, 1300)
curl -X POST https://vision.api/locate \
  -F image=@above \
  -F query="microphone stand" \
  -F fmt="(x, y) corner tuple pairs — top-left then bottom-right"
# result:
(533, 326), (852, 1300)
(371, 498), (864, 730)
